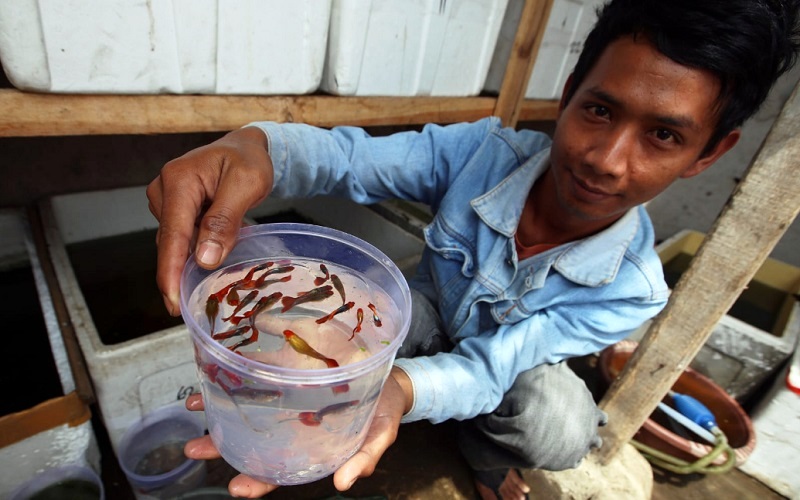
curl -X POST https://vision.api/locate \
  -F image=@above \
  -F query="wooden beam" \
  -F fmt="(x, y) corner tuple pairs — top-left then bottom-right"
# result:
(0, 89), (559, 137)
(596, 81), (800, 462)
(493, 0), (555, 127)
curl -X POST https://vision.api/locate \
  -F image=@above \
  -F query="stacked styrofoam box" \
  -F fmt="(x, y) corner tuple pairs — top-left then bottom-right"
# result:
(0, 210), (100, 499)
(321, 0), (509, 96)
(484, 0), (604, 99)
(41, 186), (425, 451)
(0, 0), (331, 94)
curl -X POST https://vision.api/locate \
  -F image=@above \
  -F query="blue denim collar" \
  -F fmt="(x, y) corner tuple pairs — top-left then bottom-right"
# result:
(470, 146), (641, 287)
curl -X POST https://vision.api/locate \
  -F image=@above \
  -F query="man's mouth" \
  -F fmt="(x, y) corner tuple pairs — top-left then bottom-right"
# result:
(571, 171), (616, 200)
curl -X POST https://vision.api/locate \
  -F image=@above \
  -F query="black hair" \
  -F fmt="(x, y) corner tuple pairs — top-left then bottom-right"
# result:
(565, 0), (800, 153)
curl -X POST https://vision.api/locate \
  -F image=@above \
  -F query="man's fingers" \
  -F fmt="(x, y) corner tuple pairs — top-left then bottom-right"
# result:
(185, 393), (204, 411)
(228, 474), (280, 498)
(184, 435), (221, 460)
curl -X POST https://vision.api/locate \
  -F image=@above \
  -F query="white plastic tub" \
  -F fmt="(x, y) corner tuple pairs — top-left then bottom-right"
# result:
(0, 0), (331, 94)
(321, 0), (509, 96)
(40, 186), (424, 451)
(0, 209), (100, 499)
(484, 0), (604, 99)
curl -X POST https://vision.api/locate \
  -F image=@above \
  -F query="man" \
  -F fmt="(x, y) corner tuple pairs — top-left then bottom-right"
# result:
(147, 0), (800, 498)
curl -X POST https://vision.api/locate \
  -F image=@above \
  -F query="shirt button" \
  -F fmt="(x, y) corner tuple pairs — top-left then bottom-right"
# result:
(525, 276), (533, 287)
(506, 258), (513, 266)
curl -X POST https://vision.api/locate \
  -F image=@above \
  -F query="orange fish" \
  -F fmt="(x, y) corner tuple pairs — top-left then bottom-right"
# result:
(316, 301), (355, 324)
(350, 308), (364, 340)
(282, 330), (339, 368)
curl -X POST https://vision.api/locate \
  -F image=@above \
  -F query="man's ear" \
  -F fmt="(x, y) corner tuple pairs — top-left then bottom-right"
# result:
(681, 129), (741, 179)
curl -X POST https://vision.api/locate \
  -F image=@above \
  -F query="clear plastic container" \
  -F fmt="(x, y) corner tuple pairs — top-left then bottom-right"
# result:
(180, 223), (411, 485)
(9, 464), (104, 500)
(117, 404), (207, 499)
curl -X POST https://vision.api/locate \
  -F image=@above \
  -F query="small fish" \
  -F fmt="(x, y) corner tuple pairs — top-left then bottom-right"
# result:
(206, 295), (220, 334)
(331, 274), (346, 304)
(212, 325), (250, 341)
(316, 301), (355, 324)
(240, 266), (294, 290)
(228, 385), (283, 403)
(254, 274), (292, 290)
(350, 308), (364, 340)
(243, 291), (283, 321)
(367, 303), (383, 327)
(283, 330), (339, 368)
(228, 328), (259, 351)
(225, 287), (240, 306)
(298, 400), (360, 427)
(223, 290), (258, 321)
(281, 285), (334, 313)
(314, 263), (330, 286)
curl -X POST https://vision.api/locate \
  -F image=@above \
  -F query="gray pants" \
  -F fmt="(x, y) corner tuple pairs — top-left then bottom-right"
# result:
(398, 288), (607, 473)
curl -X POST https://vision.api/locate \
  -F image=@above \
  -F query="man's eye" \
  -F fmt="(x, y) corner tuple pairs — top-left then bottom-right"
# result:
(655, 129), (676, 142)
(590, 105), (610, 117)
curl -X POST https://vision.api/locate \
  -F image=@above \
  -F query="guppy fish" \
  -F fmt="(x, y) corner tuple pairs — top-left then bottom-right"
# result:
(281, 285), (334, 313)
(298, 400), (360, 427)
(212, 325), (251, 341)
(331, 274), (346, 304)
(282, 330), (339, 368)
(223, 290), (258, 321)
(243, 266), (294, 290)
(314, 263), (330, 286)
(367, 303), (383, 327)
(316, 301), (355, 324)
(254, 274), (292, 290)
(205, 295), (220, 334)
(350, 308), (364, 341)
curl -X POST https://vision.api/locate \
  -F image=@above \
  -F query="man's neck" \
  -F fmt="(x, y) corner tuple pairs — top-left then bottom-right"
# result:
(516, 168), (620, 247)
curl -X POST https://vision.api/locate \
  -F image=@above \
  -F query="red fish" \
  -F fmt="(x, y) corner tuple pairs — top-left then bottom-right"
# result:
(205, 295), (220, 335)
(281, 285), (334, 313)
(212, 325), (250, 341)
(255, 274), (292, 290)
(331, 274), (346, 304)
(282, 330), (339, 368)
(243, 291), (283, 321)
(223, 290), (258, 321)
(316, 301), (355, 324)
(225, 287), (240, 306)
(350, 308), (364, 340)
(239, 266), (294, 290)
(298, 400), (359, 427)
(314, 263), (330, 286)
(367, 303), (383, 327)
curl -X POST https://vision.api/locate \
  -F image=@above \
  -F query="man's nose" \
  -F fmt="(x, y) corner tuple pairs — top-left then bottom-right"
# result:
(584, 126), (633, 177)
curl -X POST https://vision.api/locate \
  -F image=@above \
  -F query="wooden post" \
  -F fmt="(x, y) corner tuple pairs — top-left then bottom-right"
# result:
(596, 81), (800, 463)
(493, 0), (555, 127)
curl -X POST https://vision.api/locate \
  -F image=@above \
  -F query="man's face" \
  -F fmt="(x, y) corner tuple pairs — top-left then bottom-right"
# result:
(549, 36), (739, 225)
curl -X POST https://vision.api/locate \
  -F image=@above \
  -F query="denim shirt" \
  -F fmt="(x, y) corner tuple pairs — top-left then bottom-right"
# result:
(250, 117), (669, 424)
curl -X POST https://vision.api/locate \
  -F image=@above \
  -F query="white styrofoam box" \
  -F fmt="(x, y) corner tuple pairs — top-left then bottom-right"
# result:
(41, 186), (424, 452)
(321, 0), (509, 96)
(0, 209), (100, 499)
(0, 0), (331, 94)
(484, 0), (604, 99)
(739, 346), (800, 498)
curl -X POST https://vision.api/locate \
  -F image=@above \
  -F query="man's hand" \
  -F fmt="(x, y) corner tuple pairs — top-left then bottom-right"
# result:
(146, 126), (274, 316)
(184, 368), (411, 497)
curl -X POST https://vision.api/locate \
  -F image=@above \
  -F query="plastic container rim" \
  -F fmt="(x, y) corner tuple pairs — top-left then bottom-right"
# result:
(180, 222), (413, 385)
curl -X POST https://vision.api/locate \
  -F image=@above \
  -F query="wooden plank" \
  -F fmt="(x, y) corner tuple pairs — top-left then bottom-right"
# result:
(596, 82), (800, 462)
(0, 89), (557, 137)
(493, 0), (555, 127)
